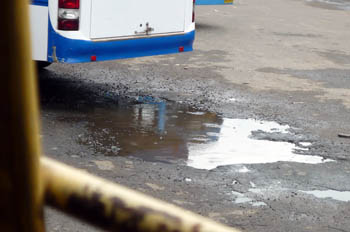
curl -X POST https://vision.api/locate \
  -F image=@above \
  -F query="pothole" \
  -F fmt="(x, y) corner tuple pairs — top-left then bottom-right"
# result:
(50, 98), (333, 169)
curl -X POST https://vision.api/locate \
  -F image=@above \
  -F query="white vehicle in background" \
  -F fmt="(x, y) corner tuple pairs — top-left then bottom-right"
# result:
(30, 0), (195, 67)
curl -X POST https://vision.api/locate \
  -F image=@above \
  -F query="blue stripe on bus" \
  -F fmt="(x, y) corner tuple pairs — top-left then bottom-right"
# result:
(196, 0), (233, 5)
(47, 20), (195, 63)
(31, 0), (48, 6)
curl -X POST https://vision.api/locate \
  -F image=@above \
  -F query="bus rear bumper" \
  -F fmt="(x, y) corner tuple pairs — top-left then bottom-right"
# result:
(47, 26), (195, 63)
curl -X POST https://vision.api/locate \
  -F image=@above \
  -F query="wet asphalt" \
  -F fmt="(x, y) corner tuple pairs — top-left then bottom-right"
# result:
(40, 0), (350, 231)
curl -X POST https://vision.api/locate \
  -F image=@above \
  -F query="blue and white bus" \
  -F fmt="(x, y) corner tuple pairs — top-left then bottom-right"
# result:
(30, 0), (195, 66)
(196, 0), (233, 5)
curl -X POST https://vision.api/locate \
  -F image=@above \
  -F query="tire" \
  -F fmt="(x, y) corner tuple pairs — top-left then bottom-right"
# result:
(36, 61), (51, 69)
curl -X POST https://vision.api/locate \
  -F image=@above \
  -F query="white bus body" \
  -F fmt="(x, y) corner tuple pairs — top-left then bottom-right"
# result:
(30, 0), (195, 63)
(196, 0), (233, 5)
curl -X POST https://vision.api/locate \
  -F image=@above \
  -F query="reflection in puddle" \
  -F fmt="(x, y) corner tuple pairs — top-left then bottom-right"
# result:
(301, 190), (350, 202)
(55, 100), (332, 169)
(187, 119), (333, 170)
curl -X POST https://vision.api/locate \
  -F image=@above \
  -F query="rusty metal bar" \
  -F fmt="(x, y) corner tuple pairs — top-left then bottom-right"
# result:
(42, 157), (241, 232)
(0, 1), (45, 232)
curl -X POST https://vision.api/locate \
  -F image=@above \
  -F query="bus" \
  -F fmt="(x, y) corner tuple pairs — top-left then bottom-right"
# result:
(30, 0), (195, 67)
(196, 0), (233, 5)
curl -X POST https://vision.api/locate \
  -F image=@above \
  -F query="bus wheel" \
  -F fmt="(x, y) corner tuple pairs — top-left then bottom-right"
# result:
(36, 61), (51, 69)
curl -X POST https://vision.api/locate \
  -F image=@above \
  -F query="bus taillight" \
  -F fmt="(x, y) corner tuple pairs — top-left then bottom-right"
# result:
(58, 0), (80, 31)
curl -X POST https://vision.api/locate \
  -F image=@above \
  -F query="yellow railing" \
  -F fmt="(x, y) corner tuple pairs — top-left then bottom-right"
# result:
(0, 1), (241, 232)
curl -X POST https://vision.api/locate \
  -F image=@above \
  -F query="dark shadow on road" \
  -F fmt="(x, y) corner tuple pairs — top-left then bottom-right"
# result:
(38, 68), (125, 111)
(195, 23), (224, 32)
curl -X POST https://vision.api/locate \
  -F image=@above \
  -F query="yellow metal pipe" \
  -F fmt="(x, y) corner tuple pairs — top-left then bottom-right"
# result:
(0, 1), (45, 232)
(42, 157), (241, 232)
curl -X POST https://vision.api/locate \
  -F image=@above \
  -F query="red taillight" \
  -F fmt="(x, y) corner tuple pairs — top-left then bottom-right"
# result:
(58, 0), (80, 30)
(58, 19), (79, 30)
(192, 0), (195, 22)
(59, 0), (79, 9)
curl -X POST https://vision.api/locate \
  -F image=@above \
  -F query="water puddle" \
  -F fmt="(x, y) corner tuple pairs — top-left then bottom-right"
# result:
(231, 191), (267, 207)
(306, 0), (350, 10)
(56, 99), (332, 169)
(187, 118), (333, 169)
(301, 190), (350, 202)
(246, 187), (350, 203)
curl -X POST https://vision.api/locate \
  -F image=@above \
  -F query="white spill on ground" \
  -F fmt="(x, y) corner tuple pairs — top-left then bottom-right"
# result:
(301, 190), (350, 202)
(187, 118), (333, 170)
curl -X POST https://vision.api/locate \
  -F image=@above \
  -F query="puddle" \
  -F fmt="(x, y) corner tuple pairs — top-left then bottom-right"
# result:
(306, 0), (350, 10)
(247, 187), (350, 203)
(76, 101), (224, 162)
(53, 99), (332, 169)
(301, 190), (350, 202)
(238, 166), (251, 173)
(231, 191), (267, 207)
(187, 119), (333, 170)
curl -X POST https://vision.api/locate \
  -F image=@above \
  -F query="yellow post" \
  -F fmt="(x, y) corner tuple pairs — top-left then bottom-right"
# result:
(0, 1), (45, 232)
(42, 157), (241, 232)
